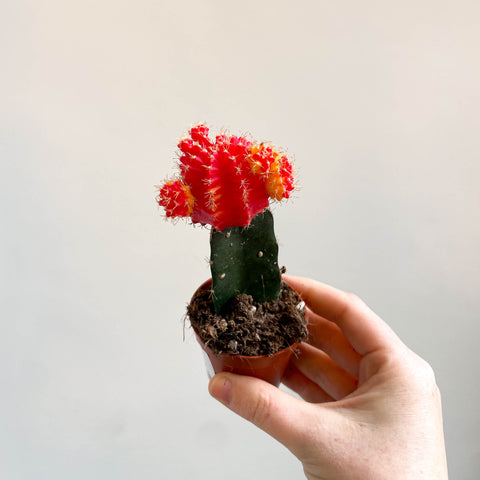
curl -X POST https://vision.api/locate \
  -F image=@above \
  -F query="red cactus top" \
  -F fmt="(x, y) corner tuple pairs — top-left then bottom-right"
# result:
(157, 124), (295, 231)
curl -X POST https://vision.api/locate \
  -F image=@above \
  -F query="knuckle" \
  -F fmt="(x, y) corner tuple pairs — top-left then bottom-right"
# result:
(335, 292), (356, 320)
(420, 358), (436, 380)
(414, 356), (436, 383)
(250, 389), (273, 429)
(417, 361), (442, 401)
(346, 291), (362, 304)
(404, 353), (440, 393)
(344, 292), (366, 313)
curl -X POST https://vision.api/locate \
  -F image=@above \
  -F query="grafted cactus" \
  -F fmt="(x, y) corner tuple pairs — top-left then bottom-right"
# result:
(157, 123), (295, 313)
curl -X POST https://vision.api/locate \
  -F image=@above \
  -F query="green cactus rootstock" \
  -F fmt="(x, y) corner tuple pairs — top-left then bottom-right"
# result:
(210, 209), (281, 314)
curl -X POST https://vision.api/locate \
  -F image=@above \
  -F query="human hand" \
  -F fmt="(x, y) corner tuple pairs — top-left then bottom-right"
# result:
(208, 276), (448, 479)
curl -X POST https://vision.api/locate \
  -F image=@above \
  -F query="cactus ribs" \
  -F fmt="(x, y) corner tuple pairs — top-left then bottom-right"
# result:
(157, 123), (295, 231)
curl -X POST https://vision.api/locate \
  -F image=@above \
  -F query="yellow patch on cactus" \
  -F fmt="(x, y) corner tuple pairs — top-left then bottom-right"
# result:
(183, 183), (195, 215)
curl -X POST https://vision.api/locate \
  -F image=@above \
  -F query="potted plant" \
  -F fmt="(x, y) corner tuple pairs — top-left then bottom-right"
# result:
(156, 123), (307, 385)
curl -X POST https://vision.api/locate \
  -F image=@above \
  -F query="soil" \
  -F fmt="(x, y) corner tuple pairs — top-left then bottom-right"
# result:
(187, 281), (308, 356)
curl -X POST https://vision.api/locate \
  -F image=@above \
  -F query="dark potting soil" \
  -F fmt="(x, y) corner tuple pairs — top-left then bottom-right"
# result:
(187, 281), (308, 356)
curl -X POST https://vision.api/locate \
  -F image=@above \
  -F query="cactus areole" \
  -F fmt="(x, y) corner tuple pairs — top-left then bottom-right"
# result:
(157, 123), (295, 314)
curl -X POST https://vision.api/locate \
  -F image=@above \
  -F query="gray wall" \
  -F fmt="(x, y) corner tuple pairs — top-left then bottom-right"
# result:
(1, 1), (479, 478)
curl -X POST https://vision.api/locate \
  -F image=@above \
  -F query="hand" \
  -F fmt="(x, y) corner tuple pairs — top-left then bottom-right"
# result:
(208, 276), (448, 479)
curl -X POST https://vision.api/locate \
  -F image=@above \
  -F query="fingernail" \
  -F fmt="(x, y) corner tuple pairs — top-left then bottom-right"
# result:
(209, 375), (232, 405)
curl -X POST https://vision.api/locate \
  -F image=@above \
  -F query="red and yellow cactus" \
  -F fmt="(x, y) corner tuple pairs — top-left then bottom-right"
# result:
(157, 123), (295, 231)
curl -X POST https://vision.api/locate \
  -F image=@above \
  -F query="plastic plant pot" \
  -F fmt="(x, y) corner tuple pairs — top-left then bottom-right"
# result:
(189, 279), (300, 387)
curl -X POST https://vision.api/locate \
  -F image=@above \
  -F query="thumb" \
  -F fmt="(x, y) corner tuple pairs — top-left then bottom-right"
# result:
(208, 372), (313, 457)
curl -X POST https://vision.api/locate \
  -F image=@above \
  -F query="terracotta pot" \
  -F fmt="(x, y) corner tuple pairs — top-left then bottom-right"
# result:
(190, 279), (299, 387)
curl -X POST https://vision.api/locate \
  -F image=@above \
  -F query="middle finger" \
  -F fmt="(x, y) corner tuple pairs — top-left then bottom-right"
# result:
(306, 308), (362, 377)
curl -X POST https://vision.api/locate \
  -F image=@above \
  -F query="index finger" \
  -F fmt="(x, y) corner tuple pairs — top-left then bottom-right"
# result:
(284, 275), (402, 355)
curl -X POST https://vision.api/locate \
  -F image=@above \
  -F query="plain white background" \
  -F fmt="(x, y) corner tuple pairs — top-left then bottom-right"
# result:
(1, 1), (479, 478)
